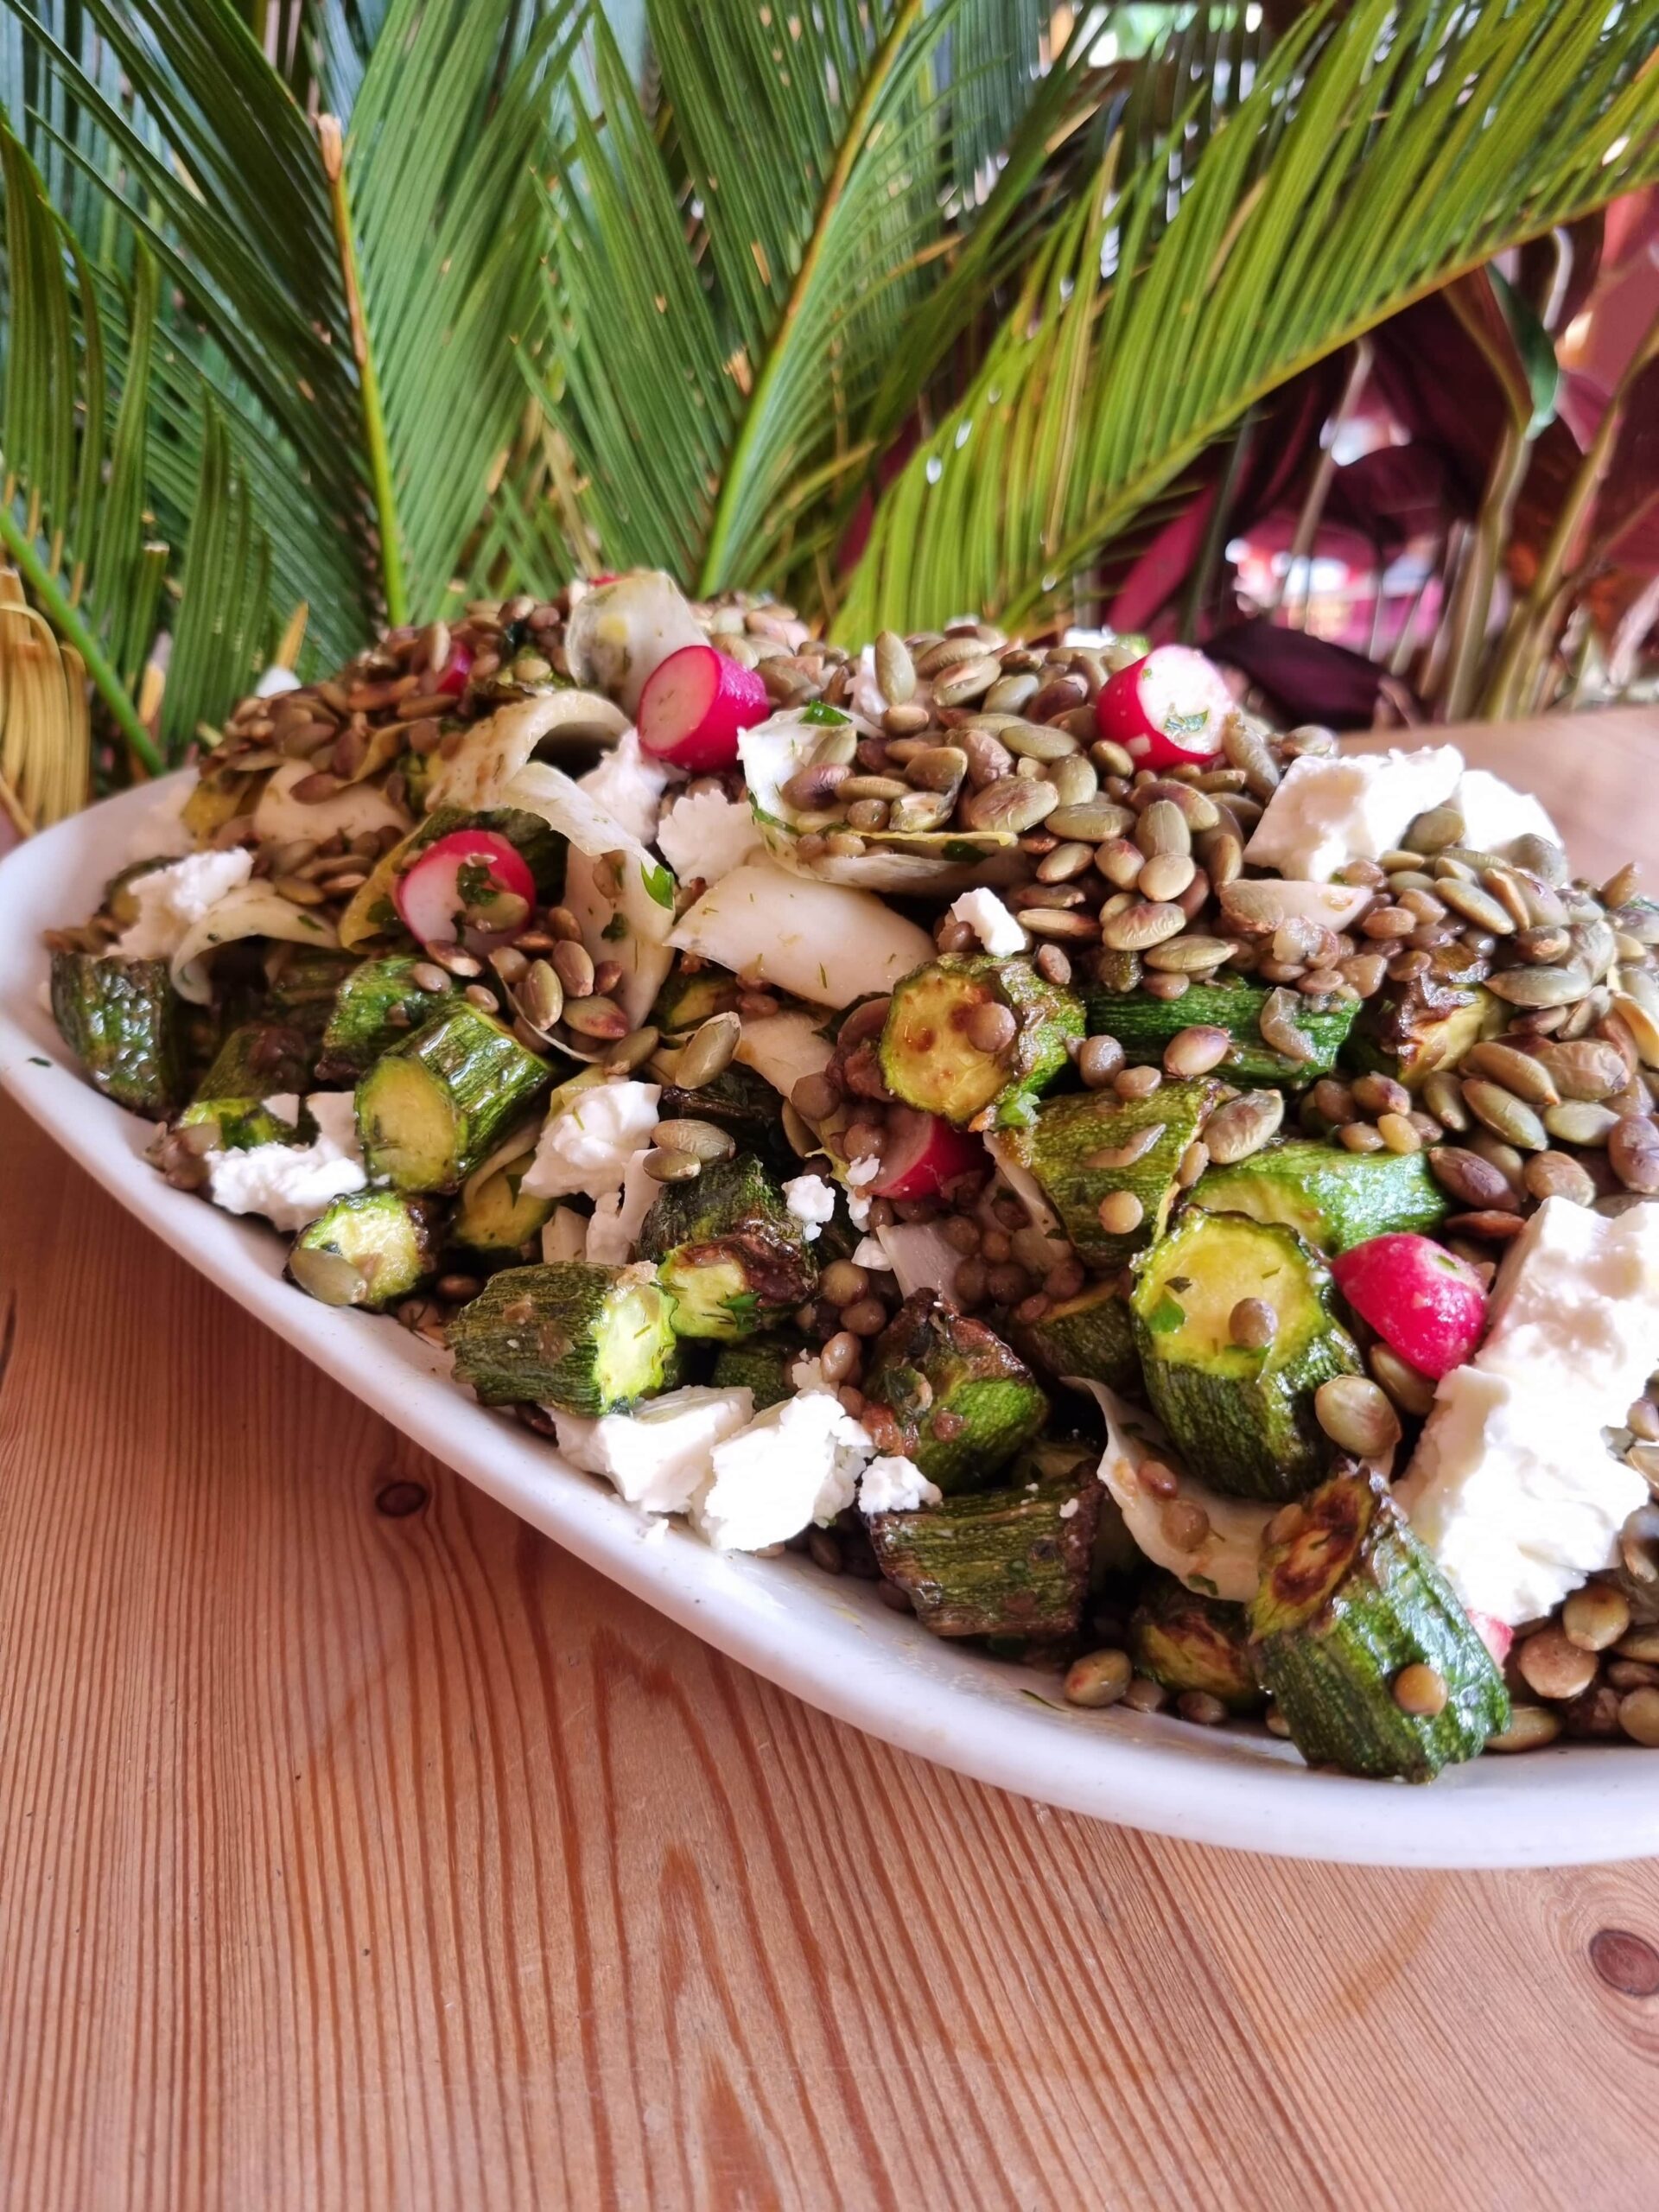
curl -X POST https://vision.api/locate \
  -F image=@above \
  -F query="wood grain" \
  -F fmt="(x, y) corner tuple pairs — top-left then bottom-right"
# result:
(4, 711), (1659, 2210)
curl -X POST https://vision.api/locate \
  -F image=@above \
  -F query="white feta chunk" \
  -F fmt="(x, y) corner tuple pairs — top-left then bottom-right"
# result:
(579, 728), (672, 849)
(521, 1079), (660, 1201)
(692, 1392), (873, 1551)
(858, 1455), (942, 1515)
(205, 1093), (366, 1236)
(783, 1173), (837, 1243)
(1396, 1199), (1659, 1624)
(585, 1149), (660, 1264)
(553, 1386), (755, 1516)
(657, 783), (762, 886)
(1452, 768), (1560, 858)
(947, 887), (1029, 957)
(1243, 746), (1463, 882)
(115, 848), (254, 959)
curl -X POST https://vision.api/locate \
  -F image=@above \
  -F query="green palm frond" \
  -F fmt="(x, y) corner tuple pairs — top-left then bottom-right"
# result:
(534, 0), (1107, 601)
(836, 0), (1659, 639)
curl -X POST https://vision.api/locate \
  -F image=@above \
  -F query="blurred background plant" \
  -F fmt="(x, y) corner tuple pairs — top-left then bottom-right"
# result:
(0, 0), (1656, 829)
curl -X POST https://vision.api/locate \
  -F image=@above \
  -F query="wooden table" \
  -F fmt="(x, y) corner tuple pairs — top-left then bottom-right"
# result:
(5, 713), (1659, 2211)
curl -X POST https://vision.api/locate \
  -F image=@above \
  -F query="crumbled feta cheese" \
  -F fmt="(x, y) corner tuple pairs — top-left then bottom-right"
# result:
(948, 887), (1029, 957)
(555, 1380), (756, 1522)
(846, 1156), (882, 1187)
(790, 1352), (828, 1394)
(853, 1236), (893, 1270)
(115, 848), (254, 959)
(541, 1205), (590, 1263)
(1243, 746), (1463, 882)
(657, 784), (762, 885)
(553, 1386), (755, 1516)
(579, 728), (672, 849)
(205, 1093), (366, 1234)
(693, 1392), (873, 1551)
(858, 1455), (942, 1515)
(255, 664), (302, 698)
(847, 1191), (873, 1230)
(1452, 768), (1560, 857)
(1059, 1497), (1080, 1520)
(585, 1150), (659, 1264)
(783, 1173), (837, 1243)
(521, 1080), (661, 1200)
(1396, 1199), (1659, 1624)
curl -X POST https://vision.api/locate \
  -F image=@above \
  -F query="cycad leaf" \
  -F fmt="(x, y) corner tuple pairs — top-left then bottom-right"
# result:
(837, 0), (1659, 638)
(346, 0), (582, 618)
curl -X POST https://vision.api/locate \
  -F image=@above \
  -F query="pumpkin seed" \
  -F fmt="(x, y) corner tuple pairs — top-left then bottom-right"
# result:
(1370, 1343), (1437, 1417)
(1222, 720), (1280, 798)
(1143, 933), (1236, 974)
(808, 723), (860, 767)
(1427, 1147), (1518, 1211)
(1405, 804), (1465, 855)
(652, 1116), (735, 1162)
(1135, 799), (1192, 860)
(1258, 987), (1316, 1064)
(1484, 963), (1591, 1007)
(888, 791), (953, 833)
(1610, 1116), (1659, 1193)
(1002, 719), (1080, 763)
(604, 1026), (662, 1074)
(782, 761), (850, 810)
(958, 778), (1058, 834)
(516, 959), (564, 1033)
(1049, 800), (1135, 842)
(1523, 1150), (1597, 1206)
(644, 1147), (702, 1184)
(1465, 1040), (1560, 1107)
(1203, 1089), (1284, 1164)
(1542, 1099), (1620, 1147)
(1422, 1070), (1472, 1132)
(983, 671), (1039, 715)
(1139, 853), (1199, 906)
(1485, 1705), (1562, 1752)
(677, 1011), (742, 1088)
(1460, 1078), (1547, 1152)
(1612, 991), (1659, 1068)
(1046, 755), (1099, 809)
(1439, 878), (1516, 935)
(563, 994), (630, 1041)
(839, 773), (908, 802)
(1098, 900), (1186, 953)
(1086, 1125), (1166, 1172)
(874, 630), (915, 703)
(905, 744), (969, 796)
(932, 655), (1007, 708)
(1511, 835), (1570, 887)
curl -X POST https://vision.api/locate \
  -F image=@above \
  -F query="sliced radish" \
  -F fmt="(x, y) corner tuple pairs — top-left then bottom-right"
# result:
(395, 830), (536, 950)
(433, 638), (474, 697)
(1096, 645), (1235, 771)
(1469, 1611), (1513, 1669)
(870, 1109), (985, 1201)
(1331, 1232), (1489, 1382)
(639, 644), (770, 772)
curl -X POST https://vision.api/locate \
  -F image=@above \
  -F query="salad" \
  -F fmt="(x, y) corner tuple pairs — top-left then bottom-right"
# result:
(40, 571), (1659, 1783)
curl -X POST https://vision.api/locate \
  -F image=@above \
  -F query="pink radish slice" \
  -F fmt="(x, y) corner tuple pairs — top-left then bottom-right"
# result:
(1469, 1612), (1513, 1669)
(870, 1109), (984, 1202)
(1330, 1232), (1488, 1382)
(433, 638), (474, 697)
(395, 830), (536, 949)
(1096, 645), (1234, 771)
(639, 644), (770, 772)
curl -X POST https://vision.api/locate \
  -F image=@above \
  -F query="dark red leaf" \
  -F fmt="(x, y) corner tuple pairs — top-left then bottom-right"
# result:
(1325, 445), (1450, 552)
(1207, 618), (1422, 730)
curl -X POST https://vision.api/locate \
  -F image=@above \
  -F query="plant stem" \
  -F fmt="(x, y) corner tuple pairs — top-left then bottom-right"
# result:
(696, 0), (927, 596)
(318, 115), (407, 629)
(0, 501), (162, 777)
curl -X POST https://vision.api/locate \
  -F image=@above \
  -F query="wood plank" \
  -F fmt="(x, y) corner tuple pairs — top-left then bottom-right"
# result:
(3, 710), (1659, 2209)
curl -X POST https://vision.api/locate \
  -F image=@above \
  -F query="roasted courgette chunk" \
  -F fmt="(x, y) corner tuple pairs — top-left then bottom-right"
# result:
(865, 1441), (1100, 1639)
(999, 1077), (1224, 1271)
(288, 1191), (442, 1310)
(315, 954), (458, 1083)
(356, 1002), (553, 1193)
(1191, 1140), (1447, 1255)
(1346, 976), (1500, 1090)
(1249, 1470), (1510, 1780)
(1129, 1573), (1262, 1711)
(710, 1333), (807, 1410)
(654, 1061), (791, 1166)
(862, 1291), (1049, 1494)
(1013, 1279), (1141, 1395)
(449, 1150), (555, 1266)
(1130, 1210), (1362, 1502)
(180, 1016), (319, 1150)
(449, 1261), (680, 1414)
(651, 962), (741, 1033)
(880, 954), (1083, 1129)
(265, 945), (363, 1017)
(49, 950), (186, 1118)
(639, 1154), (817, 1341)
(1085, 976), (1357, 1085)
